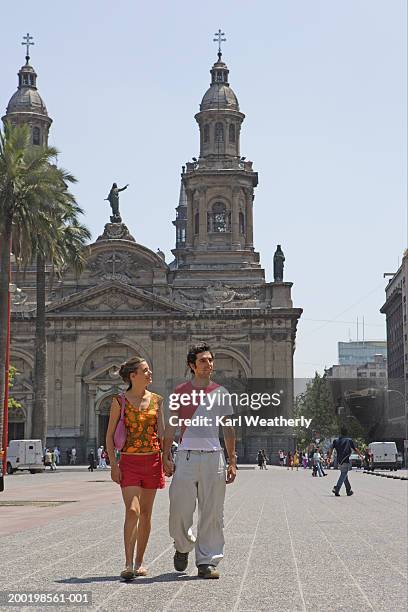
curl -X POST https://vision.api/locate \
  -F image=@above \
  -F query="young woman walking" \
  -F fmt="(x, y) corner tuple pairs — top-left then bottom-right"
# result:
(106, 356), (165, 580)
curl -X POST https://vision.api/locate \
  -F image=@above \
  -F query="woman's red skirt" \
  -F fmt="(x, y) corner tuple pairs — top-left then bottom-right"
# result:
(119, 452), (165, 489)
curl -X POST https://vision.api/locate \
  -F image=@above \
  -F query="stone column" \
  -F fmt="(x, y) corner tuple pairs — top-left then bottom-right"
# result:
(185, 188), (194, 248)
(198, 186), (207, 248)
(244, 188), (254, 249)
(88, 387), (97, 443)
(232, 186), (241, 248)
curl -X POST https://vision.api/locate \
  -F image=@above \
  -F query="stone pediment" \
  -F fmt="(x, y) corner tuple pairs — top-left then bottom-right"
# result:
(46, 281), (190, 315)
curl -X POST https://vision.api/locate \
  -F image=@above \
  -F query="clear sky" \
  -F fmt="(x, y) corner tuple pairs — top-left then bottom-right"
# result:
(1, 0), (406, 377)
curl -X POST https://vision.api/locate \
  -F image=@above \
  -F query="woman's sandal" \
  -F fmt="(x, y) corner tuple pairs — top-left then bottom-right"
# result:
(134, 565), (147, 576)
(120, 566), (135, 580)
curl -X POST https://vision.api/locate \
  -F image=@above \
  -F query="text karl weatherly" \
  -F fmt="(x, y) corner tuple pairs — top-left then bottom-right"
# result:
(168, 415), (313, 428)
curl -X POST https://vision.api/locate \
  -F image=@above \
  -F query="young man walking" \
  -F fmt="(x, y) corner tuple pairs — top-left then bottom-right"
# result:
(328, 426), (364, 496)
(163, 343), (237, 579)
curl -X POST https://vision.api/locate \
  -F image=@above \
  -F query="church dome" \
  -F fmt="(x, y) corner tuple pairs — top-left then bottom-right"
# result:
(200, 84), (239, 112)
(5, 59), (49, 117)
(199, 56), (239, 112)
(7, 87), (48, 115)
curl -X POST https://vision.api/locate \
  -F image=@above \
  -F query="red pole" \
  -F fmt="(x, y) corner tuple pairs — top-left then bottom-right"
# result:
(2, 242), (11, 477)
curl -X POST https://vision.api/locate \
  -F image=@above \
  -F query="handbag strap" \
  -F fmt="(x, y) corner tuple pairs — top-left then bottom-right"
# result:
(120, 393), (126, 421)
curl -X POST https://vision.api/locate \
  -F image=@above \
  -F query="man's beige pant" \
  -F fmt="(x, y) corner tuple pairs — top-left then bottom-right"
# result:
(169, 450), (227, 566)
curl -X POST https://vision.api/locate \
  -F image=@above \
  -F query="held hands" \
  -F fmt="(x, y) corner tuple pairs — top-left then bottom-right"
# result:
(163, 455), (174, 477)
(226, 463), (237, 484)
(110, 463), (121, 485)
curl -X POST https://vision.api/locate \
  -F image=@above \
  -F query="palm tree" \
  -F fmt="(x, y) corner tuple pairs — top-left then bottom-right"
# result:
(0, 122), (63, 448)
(30, 203), (90, 445)
(0, 121), (90, 448)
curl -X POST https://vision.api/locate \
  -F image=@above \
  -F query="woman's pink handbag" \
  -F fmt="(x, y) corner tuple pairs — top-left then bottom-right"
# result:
(113, 393), (127, 451)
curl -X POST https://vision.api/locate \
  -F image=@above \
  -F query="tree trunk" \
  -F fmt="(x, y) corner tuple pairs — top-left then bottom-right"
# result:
(32, 253), (47, 447)
(0, 218), (12, 450)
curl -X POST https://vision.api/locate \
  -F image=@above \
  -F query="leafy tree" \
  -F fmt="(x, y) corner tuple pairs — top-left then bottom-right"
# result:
(295, 373), (339, 448)
(8, 365), (21, 411)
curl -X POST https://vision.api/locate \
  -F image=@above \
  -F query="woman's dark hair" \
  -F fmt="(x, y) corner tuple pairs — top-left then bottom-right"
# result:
(118, 356), (146, 390)
(186, 342), (214, 374)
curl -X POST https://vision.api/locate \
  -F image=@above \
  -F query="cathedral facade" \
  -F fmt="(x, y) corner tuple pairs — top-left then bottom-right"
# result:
(4, 44), (302, 462)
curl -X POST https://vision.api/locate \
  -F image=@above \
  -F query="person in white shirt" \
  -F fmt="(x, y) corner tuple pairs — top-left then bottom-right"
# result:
(97, 446), (103, 468)
(163, 343), (237, 579)
(313, 448), (326, 477)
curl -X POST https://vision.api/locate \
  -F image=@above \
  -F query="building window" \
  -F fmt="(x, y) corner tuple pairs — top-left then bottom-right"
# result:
(194, 212), (199, 235)
(215, 122), (224, 143)
(229, 124), (236, 143)
(203, 124), (210, 143)
(239, 212), (245, 234)
(216, 71), (223, 82)
(23, 74), (29, 85)
(32, 127), (41, 146)
(208, 201), (230, 233)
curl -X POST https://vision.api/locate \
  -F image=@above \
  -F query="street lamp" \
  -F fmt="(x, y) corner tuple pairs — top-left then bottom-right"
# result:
(387, 388), (408, 468)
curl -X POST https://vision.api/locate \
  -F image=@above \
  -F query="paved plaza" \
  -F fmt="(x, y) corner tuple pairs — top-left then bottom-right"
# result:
(0, 466), (406, 612)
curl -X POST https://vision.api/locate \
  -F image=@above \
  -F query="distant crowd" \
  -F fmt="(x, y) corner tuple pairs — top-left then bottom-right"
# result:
(255, 446), (374, 475)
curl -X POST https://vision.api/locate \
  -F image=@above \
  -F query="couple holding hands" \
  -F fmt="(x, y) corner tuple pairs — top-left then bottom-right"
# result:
(106, 343), (237, 580)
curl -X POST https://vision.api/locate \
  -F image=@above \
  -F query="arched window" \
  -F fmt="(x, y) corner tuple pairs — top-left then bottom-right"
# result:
(229, 124), (236, 143)
(215, 122), (224, 143)
(33, 127), (41, 146)
(216, 71), (223, 82)
(203, 124), (210, 143)
(210, 201), (230, 233)
(239, 212), (245, 234)
(194, 212), (199, 235)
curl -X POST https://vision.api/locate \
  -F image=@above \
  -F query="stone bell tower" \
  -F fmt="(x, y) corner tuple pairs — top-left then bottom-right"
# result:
(2, 34), (52, 146)
(172, 33), (264, 285)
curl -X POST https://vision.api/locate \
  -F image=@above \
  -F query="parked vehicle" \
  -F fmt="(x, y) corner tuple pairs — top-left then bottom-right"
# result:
(6, 440), (45, 475)
(350, 452), (362, 468)
(368, 441), (398, 471)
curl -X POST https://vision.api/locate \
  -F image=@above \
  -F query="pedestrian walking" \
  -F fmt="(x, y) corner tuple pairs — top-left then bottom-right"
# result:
(50, 450), (57, 471)
(66, 449), (71, 465)
(70, 447), (76, 465)
(287, 451), (293, 470)
(88, 450), (96, 472)
(53, 446), (60, 465)
(257, 449), (265, 469)
(328, 426), (365, 496)
(313, 447), (327, 477)
(163, 342), (237, 579)
(97, 446), (103, 469)
(293, 450), (299, 471)
(278, 449), (284, 466)
(100, 447), (107, 469)
(261, 449), (268, 469)
(302, 452), (308, 469)
(106, 355), (165, 580)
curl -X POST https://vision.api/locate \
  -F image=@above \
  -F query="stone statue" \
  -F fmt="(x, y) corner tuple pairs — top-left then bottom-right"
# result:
(273, 244), (285, 282)
(105, 182), (129, 223)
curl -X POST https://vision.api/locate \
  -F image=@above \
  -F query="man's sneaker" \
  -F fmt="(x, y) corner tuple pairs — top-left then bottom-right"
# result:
(346, 490), (354, 496)
(332, 487), (340, 497)
(197, 564), (220, 579)
(173, 551), (189, 572)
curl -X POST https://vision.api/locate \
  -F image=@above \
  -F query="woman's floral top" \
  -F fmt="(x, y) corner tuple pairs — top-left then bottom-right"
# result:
(119, 393), (162, 454)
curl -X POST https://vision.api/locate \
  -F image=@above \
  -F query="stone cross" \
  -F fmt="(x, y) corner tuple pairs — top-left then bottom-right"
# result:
(21, 33), (34, 60)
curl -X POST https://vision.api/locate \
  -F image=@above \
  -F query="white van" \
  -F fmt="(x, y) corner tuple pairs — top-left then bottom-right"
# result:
(368, 441), (398, 471)
(6, 440), (45, 474)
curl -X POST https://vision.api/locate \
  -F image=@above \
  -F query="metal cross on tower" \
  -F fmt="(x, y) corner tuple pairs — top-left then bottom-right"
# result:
(213, 29), (226, 60)
(21, 33), (34, 61)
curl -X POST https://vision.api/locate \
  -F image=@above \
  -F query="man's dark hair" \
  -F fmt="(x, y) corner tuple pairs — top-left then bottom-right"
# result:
(340, 425), (348, 436)
(186, 342), (214, 374)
